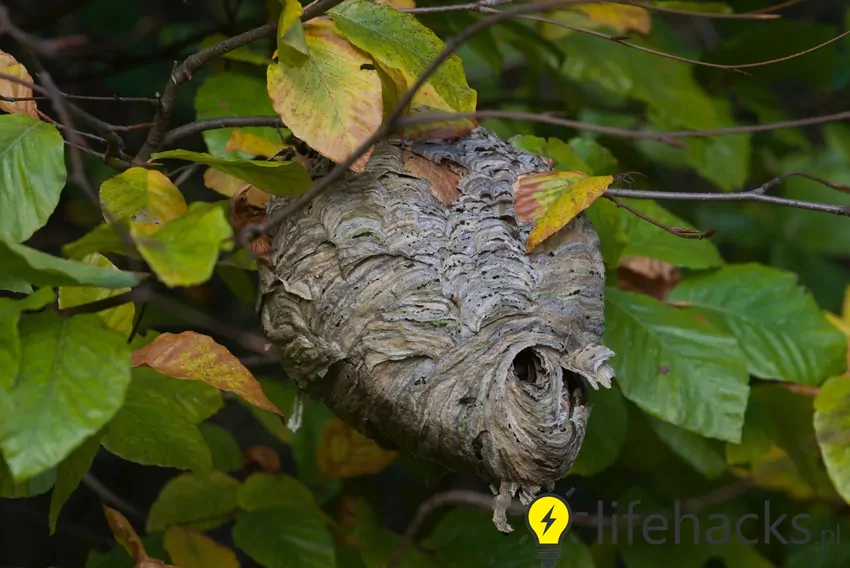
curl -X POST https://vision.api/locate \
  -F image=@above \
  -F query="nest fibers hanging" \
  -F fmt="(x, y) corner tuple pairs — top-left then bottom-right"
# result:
(258, 127), (615, 531)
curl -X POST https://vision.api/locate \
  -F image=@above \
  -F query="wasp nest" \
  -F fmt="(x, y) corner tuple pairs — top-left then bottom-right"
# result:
(258, 128), (615, 531)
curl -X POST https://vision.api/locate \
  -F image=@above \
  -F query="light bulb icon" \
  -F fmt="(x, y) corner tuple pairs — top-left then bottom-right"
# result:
(525, 493), (571, 568)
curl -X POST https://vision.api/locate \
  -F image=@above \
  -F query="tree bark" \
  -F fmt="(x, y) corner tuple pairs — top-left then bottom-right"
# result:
(258, 128), (615, 531)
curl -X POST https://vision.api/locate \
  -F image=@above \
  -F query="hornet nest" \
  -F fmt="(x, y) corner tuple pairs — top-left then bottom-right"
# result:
(257, 127), (615, 531)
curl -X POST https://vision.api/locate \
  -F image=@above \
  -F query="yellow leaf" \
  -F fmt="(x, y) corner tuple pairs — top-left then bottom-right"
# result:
(164, 526), (239, 568)
(99, 168), (187, 235)
(540, 4), (651, 39)
(132, 331), (283, 415)
(0, 51), (38, 117)
(316, 417), (397, 478)
(103, 506), (149, 563)
(277, 0), (309, 66)
(58, 253), (135, 335)
(513, 170), (613, 251)
(573, 4), (651, 34)
(202, 168), (271, 208)
(267, 20), (383, 172)
(224, 130), (290, 158)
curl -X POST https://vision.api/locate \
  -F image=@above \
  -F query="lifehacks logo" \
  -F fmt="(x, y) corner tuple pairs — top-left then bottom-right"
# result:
(525, 493), (572, 568)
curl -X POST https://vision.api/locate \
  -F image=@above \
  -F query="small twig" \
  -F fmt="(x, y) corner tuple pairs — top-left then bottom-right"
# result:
(751, 170), (850, 196)
(775, 383), (821, 397)
(56, 285), (153, 318)
(607, 196), (716, 239)
(82, 474), (146, 523)
(386, 491), (509, 568)
(127, 302), (149, 344)
(605, 186), (850, 217)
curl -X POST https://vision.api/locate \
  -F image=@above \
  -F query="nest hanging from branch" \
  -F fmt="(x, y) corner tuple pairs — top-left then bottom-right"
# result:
(257, 128), (615, 531)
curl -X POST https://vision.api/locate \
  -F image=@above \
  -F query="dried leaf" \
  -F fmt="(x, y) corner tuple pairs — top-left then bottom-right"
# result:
(203, 167), (271, 208)
(513, 170), (614, 251)
(336, 495), (359, 547)
(243, 446), (282, 474)
(103, 506), (148, 563)
(402, 150), (460, 204)
(316, 417), (397, 478)
(617, 256), (681, 300)
(0, 51), (38, 117)
(267, 20), (383, 172)
(224, 130), (290, 158)
(132, 331), (283, 415)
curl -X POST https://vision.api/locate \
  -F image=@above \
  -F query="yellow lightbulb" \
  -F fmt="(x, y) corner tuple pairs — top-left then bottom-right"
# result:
(525, 493), (571, 567)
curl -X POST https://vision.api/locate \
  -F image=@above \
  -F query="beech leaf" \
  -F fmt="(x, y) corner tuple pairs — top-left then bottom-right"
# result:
(513, 170), (613, 251)
(132, 331), (283, 415)
(164, 526), (239, 568)
(0, 51), (38, 117)
(316, 416), (398, 478)
(99, 168), (187, 234)
(58, 253), (135, 336)
(267, 20), (383, 172)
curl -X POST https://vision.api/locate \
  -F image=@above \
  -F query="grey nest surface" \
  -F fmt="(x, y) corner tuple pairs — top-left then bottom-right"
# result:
(258, 127), (615, 531)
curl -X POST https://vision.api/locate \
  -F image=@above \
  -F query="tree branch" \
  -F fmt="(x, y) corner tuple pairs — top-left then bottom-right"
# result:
(606, 196), (716, 239)
(134, 0), (347, 162)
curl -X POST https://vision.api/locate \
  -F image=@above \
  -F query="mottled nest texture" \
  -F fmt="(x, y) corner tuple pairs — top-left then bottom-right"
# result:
(258, 127), (615, 531)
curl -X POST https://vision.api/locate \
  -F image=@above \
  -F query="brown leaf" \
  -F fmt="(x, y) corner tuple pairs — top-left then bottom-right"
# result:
(336, 495), (359, 547)
(228, 186), (272, 266)
(617, 256), (681, 300)
(203, 168), (271, 208)
(402, 150), (460, 205)
(132, 331), (283, 415)
(243, 445), (282, 474)
(0, 51), (38, 117)
(316, 416), (398, 478)
(103, 507), (147, 563)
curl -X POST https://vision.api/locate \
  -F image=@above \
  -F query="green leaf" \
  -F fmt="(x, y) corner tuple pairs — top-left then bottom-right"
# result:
(134, 201), (233, 288)
(585, 198), (628, 266)
(569, 137), (619, 176)
(329, 0), (477, 113)
(198, 423), (242, 472)
(237, 472), (318, 512)
(99, 167), (187, 228)
(617, 199), (724, 269)
(615, 487), (774, 568)
(570, 384), (627, 476)
(814, 376), (850, 504)
(603, 288), (750, 442)
(648, 417), (727, 478)
(62, 223), (134, 260)
(355, 499), (438, 568)
(58, 253), (135, 336)
(424, 507), (588, 568)
(101, 368), (218, 472)
(0, 286), (55, 389)
(0, 457), (56, 498)
(147, 471), (240, 532)
(49, 430), (103, 533)
(233, 507), (336, 568)
(0, 312), (131, 481)
(277, 0), (309, 66)
(0, 239), (139, 289)
(511, 135), (591, 174)
(0, 114), (67, 243)
(200, 33), (271, 66)
(152, 150), (311, 197)
(668, 264), (847, 385)
(194, 72), (288, 159)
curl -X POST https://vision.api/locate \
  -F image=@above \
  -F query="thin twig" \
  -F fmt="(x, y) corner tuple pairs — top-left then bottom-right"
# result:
(56, 285), (153, 318)
(604, 187), (850, 217)
(607, 196), (716, 239)
(82, 474), (146, 523)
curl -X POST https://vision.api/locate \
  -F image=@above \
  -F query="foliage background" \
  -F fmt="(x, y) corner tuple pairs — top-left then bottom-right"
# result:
(1, 0), (850, 567)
